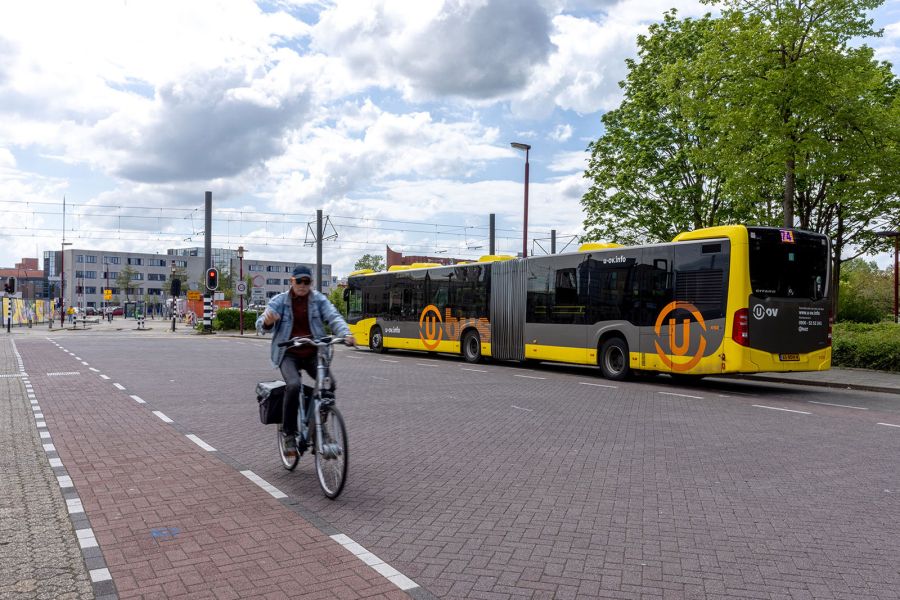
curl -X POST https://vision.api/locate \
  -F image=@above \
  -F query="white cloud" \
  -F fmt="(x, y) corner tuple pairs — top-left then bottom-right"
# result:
(550, 124), (573, 142)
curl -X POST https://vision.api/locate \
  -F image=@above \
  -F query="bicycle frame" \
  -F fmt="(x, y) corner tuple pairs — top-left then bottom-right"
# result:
(299, 343), (336, 456)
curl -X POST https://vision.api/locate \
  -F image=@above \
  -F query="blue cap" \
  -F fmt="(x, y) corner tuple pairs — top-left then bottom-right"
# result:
(291, 265), (313, 279)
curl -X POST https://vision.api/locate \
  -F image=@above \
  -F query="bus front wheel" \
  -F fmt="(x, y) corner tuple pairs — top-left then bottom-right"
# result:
(599, 337), (630, 381)
(370, 326), (386, 353)
(462, 330), (481, 363)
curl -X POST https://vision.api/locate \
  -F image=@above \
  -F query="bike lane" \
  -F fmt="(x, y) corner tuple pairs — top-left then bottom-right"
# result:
(17, 336), (413, 600)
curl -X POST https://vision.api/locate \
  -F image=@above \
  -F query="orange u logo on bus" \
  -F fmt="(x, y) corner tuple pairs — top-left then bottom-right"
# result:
(654, 301), (707, 372)
(419, 304), (443, 350)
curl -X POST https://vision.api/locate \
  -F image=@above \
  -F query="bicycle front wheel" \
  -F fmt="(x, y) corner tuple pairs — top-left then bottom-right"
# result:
(315, 405), (348, 499)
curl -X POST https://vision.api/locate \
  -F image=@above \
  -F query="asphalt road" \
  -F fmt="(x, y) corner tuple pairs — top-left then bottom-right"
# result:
(43, 329), (900, 599)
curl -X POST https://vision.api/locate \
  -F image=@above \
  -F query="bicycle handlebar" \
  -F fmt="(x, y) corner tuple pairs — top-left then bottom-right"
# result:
(277, 336), (348, 348)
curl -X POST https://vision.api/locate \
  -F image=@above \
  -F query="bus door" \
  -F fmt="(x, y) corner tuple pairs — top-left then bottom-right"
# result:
(524, 254), (589, 364)
(638, 245), (675, 372)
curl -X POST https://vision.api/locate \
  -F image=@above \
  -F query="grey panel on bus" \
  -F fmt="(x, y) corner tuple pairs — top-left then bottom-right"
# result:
(490, 259), (526, 360)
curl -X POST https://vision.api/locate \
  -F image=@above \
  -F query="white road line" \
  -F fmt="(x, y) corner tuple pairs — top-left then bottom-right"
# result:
(113, 383), (126, 390)
(416, 363), (439, 367)
(877, 422), (900, 428)
(379, 359), (398, 363)
(130, 395), (146, 404)
(186, 434), (216, 452)
(753, 405), (811, 415)
(152, 411), (173, 423)
(99, 374), (110, 380)
(372, 376), (389, 381)
(89, 368), (99, 372)
(240, 470), (287, 499)
(511, 405), (533, 412)
(461, 368), (487, 373)
(659, 391), (703, 399)
(808, 401), (868, 410)
(579, 382), (617, 389)
(514, 374), (545, 380)
(81, 361), (89, 366)
(57, 475), (73, 489)
(330, 534), (419, 591)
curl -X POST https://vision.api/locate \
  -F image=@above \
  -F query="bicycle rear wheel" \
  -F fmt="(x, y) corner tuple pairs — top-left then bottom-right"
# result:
(277, 426), (300, 471)
(315, 405), (348, 499)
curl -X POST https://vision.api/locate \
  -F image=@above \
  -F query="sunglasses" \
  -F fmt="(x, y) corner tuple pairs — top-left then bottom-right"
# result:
(294, 277), (311, 285)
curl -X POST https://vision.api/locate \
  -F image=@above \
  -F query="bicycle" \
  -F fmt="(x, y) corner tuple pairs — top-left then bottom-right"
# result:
(274, 336), (349, 499)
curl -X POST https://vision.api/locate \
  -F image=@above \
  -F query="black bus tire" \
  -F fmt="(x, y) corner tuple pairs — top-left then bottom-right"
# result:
(370, 326), (386, 353)
(599, 337), (631, 381)
(461, 330), (481, 363)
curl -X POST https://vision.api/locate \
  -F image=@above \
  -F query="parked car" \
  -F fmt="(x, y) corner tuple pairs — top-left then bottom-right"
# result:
(85, 307), (98, 316)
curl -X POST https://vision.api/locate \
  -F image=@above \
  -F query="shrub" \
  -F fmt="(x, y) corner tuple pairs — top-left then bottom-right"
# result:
(832, 322), (900, 372)
(212, 308), (259, 331)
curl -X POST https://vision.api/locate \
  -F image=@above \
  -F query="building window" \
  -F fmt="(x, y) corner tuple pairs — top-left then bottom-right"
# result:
(106, 256), (121, 265)
(283, 279), (291, 285)
(131, 273), (144, 281)
(85, 255), (97, 263)
(128, 258), (143, 266)
(75, 270), (84, 278)
(174, 260), (187, 268)
(248, 264), (263, 271)
(84, 287), (97, 294)
(266, 278), (282, 285)
(76, 255), (84, 263)
(84, 271), (97, 279)
(149, 259), (167, 266)
(148, 273), (167, 281)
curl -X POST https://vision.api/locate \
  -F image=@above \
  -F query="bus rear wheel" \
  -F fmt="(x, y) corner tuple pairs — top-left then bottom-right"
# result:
(462, 330), (481, 363)
(370, 326), (386, 353)
(599, 337), (631, 381)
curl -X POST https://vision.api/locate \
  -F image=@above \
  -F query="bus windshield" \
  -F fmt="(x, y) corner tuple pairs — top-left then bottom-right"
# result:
(748, 228), (829, 300)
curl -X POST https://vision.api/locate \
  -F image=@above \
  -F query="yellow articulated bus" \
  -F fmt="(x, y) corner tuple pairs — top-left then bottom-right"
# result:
(344, 225), (832, 380)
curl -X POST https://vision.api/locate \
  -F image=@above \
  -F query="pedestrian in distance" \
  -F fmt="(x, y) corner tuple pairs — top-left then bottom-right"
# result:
(256, 265), (355, 457)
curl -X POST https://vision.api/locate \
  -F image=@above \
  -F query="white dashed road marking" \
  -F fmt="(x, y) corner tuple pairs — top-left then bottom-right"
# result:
(579, 382), (617, 389)
(808, 401), (868, 410)
(462, 368), (488, 373)
(659, 391), (703, 399)
(113, 383), (126, 390)
(511, 405), (533, 412)
(152, 411), (173, 423)
(186, 434), (216, 452)
(877, 422), (900, 428)
(753, 405), (811, 415)
(130, 395), (146, 404)
(240, 470), (287, 499)
(331, 534), (419, 591)
(514, 374), (545, 380)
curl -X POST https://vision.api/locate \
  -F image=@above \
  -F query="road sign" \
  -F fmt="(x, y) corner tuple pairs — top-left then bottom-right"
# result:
(235, 281), (247, 295)
(187, 291), (202, 301)
(214, 292), (224, 301)
(103, 289), (112, 301)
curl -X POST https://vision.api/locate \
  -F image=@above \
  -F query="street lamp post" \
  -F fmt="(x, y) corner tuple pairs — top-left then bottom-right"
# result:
(511, 142), (531, 258)
(238, 246), (246, 336)
(875, 231), (900, 323)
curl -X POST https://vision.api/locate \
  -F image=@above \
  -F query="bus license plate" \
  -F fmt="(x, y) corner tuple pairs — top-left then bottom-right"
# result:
(779, 353), (800, 361)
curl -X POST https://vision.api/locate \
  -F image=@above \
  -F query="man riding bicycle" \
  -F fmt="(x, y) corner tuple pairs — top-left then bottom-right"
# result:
(256, 265), (355, 456)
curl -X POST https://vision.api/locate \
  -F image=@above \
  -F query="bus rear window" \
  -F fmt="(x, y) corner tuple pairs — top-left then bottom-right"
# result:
(748, 228), (829, 300)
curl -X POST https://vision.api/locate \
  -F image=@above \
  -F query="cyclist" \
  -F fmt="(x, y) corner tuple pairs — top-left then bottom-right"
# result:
(256, 265), (355, 456)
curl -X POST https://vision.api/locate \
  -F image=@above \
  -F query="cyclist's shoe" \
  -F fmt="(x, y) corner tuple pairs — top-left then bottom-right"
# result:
(297, 435), (309, 455)
(281, 432), (298, 457)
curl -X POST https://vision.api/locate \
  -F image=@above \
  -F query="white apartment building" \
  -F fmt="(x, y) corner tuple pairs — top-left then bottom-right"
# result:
(53, 247), (332, 310)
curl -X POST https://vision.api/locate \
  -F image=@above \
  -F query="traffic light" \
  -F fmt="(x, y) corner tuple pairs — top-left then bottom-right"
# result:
(170, 278), (182, 297)
(205, 268), (218, 291)
(4, 277), (14, 294)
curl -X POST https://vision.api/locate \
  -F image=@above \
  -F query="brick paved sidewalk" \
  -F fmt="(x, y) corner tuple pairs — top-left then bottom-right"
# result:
(13, 336), (416, 600)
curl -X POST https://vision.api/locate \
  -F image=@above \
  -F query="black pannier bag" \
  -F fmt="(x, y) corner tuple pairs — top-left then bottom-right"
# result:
(256, 380), (286, 425)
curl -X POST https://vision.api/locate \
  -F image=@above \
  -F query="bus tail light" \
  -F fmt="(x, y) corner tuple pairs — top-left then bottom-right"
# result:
(732, 308), (749, 346)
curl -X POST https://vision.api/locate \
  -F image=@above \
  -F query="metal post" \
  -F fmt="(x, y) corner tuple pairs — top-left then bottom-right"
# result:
(6, 292), (10, 334)
(171, 261), (176, 333)
(551, 229), (556, 254)
(204, 191), (212, 332)
(238, 246), (245, 336)
(489, 213), (495, 255)
(894, 235), (899, 324)
(316, 209), (323, 293)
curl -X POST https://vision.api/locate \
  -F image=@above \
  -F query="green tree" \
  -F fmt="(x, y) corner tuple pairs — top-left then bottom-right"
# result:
(582, 12), (736, 246)
(328, 286), (347, 317)
(354, 254), (385, 272)
(690, 0), (900, 306)
(115, 266), (138, 301)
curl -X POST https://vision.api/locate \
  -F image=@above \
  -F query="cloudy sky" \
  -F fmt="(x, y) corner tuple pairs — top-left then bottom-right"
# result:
(2, 0), (899, 277)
